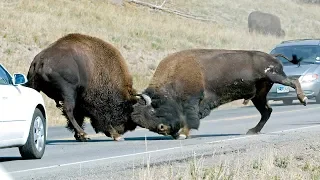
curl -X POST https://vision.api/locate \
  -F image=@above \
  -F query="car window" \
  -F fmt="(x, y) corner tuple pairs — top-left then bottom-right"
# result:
(270, 45), (320, 65)
(0, 66), (12, 85)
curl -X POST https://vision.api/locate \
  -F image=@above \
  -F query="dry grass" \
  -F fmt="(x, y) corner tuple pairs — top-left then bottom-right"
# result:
(132, 144), (320, 180)
(0, 0), (319, 126)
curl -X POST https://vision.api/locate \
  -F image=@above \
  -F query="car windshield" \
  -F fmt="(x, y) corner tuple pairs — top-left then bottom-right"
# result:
(270, 45), (320, 66)
(0, 65), (11, 85)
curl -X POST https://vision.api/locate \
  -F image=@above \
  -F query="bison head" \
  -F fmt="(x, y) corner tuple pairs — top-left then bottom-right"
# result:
(131, 92), (187, 139)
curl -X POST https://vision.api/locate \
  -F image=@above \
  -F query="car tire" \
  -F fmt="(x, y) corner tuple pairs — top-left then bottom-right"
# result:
(19, 108), (46, 159)
(283, 99), (293, 105)
(316, 93), (320, 104)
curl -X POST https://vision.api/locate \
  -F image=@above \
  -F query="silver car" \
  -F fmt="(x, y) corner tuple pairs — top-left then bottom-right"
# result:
(267, 39), (320, 105)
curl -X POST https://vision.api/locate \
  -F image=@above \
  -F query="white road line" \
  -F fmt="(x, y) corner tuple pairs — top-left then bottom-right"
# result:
(270, 124), (320, 134)
(9, 124), (320, 174)
(9, 147), (181, 174)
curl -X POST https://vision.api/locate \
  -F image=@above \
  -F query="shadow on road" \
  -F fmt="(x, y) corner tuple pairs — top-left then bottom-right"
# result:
(189, 133), (242, 139)
(286, 122), (320, 126)
(238, 101), (318, 109)
(46, 139), (113, 145)
(46, 133), (242, 145)
(46, 137), (174, 145)
(270, 101), (318, 107)
(0, 157), (23, 163)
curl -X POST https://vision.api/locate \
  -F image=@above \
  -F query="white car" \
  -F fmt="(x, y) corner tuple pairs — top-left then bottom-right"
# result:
(0, 64), (47, 159)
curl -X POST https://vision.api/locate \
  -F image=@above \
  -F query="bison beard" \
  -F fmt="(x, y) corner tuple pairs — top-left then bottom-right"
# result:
(25, 33), (138, 141)
(131, 49), (308, 140)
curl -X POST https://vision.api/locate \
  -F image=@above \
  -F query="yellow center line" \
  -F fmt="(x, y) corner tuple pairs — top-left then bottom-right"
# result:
(53, 106), (320, 141)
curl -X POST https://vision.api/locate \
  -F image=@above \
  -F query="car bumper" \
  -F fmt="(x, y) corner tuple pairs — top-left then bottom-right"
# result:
(267, 82), (320, 101)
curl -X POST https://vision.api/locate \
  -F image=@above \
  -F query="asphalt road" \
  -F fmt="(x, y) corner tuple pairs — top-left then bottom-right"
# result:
(1, 101), (320, 179)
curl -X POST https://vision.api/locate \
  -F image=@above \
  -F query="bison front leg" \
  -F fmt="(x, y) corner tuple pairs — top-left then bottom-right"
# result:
(172, 97), (201, 140)
(105, 125), (124, 141)
(173, 126), (191, 140)
(247, 81), (273, 134)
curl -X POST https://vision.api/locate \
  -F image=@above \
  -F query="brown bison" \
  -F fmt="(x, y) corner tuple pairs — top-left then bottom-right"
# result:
(248, 11), (285, 37)
(131, 49), (307, 139)
(26, 33), (138, 141)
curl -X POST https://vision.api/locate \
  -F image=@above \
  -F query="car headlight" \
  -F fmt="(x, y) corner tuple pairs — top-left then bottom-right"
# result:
(301, 74), (319, 83)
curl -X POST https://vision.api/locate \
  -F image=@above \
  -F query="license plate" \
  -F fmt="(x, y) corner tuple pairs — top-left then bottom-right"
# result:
(276, 85), (290, 93)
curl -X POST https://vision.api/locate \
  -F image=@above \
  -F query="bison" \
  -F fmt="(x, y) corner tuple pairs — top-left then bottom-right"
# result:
(131, 49), (308, 139)
(248, 11), (285, 37)
(25, 33), (138, 141)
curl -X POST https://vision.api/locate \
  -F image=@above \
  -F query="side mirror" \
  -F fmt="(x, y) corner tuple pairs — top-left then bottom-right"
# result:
(13, 73), (28, 85)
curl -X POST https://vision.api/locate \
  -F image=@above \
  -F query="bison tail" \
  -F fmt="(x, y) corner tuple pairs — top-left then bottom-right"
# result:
(23, 62), (38, 88)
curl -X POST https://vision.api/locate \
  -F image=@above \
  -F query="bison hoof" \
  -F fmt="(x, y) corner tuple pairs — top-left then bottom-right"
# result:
(302, 97), (308, 106)
(74, 133), (90, 142)
(246, 129), (259, 135)
(178, 134), (188, 140)
(172, 134), (188, 140)
(177, 134), (187, 140)
(76, 137), (90, 142)
(114, 136), (124, 141)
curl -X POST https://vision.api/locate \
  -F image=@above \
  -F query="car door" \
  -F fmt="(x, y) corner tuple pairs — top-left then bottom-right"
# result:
(0, 66), (25, 141)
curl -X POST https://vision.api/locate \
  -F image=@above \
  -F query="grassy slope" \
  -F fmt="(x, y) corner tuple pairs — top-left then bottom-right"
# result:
(0, 0), (319, 125)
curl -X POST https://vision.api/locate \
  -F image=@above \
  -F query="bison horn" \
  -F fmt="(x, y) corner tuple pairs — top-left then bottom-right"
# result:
(141, 94), (152, 106)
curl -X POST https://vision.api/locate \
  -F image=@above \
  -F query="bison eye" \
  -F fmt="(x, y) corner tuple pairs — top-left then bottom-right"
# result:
(158, 124), (166, 131)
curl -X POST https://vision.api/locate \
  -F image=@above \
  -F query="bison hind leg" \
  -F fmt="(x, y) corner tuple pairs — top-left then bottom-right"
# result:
(247, 81), (273, 134)
(62, 100), (90, 142)
(66, 107), (89, 141)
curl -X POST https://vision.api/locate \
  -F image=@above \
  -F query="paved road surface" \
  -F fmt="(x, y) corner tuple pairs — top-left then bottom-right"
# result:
(1, 101), (320, 179)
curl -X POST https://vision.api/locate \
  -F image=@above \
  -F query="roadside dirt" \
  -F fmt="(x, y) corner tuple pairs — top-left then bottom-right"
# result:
(123, 127), (320, 180)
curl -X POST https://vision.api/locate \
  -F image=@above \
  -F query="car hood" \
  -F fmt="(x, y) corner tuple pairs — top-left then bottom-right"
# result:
(283, 64), (319, 77)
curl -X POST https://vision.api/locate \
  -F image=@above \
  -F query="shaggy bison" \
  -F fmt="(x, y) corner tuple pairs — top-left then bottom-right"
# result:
(131, 49), (308, 139)
(26, 33), (138, 141)
(248, 10), (285, 37)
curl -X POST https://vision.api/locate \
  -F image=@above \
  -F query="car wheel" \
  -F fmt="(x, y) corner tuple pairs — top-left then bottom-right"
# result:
(283, 99), (293, 105)
(316, 93), (320, 104)
(19, 108), (46, 159)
